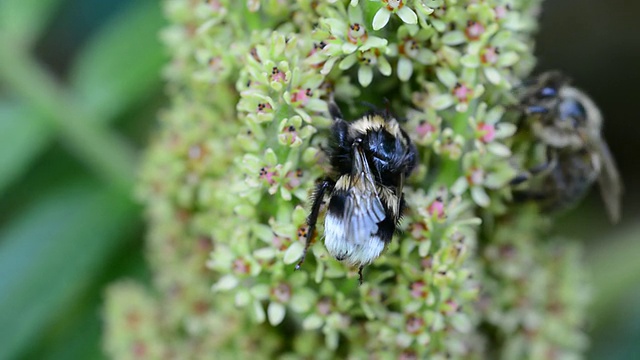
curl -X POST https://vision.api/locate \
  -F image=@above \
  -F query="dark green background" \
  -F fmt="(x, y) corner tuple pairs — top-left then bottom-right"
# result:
(0, 0), (638, 358)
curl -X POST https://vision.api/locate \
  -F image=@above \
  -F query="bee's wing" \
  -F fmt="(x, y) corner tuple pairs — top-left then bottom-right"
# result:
(343, 146), (386, 244)
(595, 140), (623, 223)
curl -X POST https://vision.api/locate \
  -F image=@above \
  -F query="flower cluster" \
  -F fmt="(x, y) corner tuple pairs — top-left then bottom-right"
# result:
(104, 1), (591, 359)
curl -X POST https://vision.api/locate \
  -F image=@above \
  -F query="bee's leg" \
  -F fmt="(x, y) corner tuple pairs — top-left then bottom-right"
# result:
(510, 173), (531, 186)
(525, 105), (550, 115)
(510, 152), (558, 185)
(295, 179), (335, 270)
(512, 190), (550, 203)
(510, 162), (550, 185)
(358, 265), (365, 285)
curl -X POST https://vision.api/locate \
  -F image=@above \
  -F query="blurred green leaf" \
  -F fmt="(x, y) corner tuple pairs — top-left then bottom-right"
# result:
(70, 0), (166, 121)
(0, 0), (66, 44)
(39, 304), (105, 360)
(32, 239), (147, 360)
(0, 101), (54, 195)
(588, 222), (640, 326)
(0, 34), (137, 190)
(0, 181), (139, 360)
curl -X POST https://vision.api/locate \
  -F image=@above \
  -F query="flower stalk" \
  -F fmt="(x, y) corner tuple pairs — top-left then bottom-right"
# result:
(104, 1), (591, 358)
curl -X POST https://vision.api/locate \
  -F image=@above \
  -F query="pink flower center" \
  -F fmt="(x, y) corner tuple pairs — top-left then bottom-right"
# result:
(465, 21), (485, 40)
(443, 300), (460, 315)
(257, 102), (272, 113)
(281, 125), (299, 145)
(285, 169), (302, 188)
(416, 121), (435, 138)
(481, 47), (500, 65)
(468, 168), (484, 185)
(232, 258), (251, 274)
(259, 167), (278, 185)
(410, 222), (428, 239)
(358, 50), (378, 66)
(296, 226), (308, 240)
(410, 281), (428, 299)
(428, 199), (445, 218)
(272, 234), (290, 251)
(308, 41), (327, 56)
(270, 67), (286, 82)
(290, 88), (311, 105)
(208, 57), (223, 71)
(453, 83), (472, 102)
(272, 283), (291, 303)
(207, 0), (222, 11)
(495, 5), (509, 20)
(402, 39), (419, 58)
(384, 0), (403, 11)
(406, 315), (424, 334)
(317, 298), (332, 316)
(477, 122), (496, 142)
(348, 23), (367, 44)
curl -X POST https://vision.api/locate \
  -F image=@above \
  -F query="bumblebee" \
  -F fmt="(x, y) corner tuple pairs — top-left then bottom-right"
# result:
(295, 99), (418, 283)
(512, 71), (622, 223)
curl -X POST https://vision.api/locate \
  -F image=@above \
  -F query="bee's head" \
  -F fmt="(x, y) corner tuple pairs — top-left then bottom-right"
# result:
(349, 113), (417, 175)
(557, 86), (603, 135)
(536, 86), (603, 150)
(521, 72), (603, 149)
(519, 71), (568, 105)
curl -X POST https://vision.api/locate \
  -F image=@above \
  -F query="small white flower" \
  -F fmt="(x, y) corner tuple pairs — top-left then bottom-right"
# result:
(372, 0), (417, 31)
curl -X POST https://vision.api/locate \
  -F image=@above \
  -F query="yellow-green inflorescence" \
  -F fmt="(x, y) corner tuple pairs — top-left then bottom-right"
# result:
(104, 1), (590, 359)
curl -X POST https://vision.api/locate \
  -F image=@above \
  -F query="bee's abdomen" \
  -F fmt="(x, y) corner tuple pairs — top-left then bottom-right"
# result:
(542, 153), (598, 212)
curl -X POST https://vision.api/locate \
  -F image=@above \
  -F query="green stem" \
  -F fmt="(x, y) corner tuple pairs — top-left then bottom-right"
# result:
(0, 34), (136, 191)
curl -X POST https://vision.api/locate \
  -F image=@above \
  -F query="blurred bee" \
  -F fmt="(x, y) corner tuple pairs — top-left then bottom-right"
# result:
(511, 71), (622, 223)
(295, 99), (418, 283)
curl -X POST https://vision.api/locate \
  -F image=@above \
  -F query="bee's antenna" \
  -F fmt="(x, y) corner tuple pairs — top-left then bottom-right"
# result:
(382, 97), (394, 119)
(382, 97), (391, 110)
(328, 93), (344, 121)
(357, 100), (379, 112)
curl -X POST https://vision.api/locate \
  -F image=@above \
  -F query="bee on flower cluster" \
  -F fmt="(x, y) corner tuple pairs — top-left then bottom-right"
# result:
(295, 98), (418, 283)
(511, 71), (622, 223)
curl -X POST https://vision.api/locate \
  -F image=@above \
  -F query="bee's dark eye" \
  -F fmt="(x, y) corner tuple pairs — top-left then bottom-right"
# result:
(559, 98), (586, 125)
(382, 133), (396, 154)
(369, 131), (398, 160)
(539, 86), (557, 98)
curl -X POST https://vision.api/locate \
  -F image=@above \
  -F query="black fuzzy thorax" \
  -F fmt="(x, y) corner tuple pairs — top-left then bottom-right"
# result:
(328, 112), (417, 188)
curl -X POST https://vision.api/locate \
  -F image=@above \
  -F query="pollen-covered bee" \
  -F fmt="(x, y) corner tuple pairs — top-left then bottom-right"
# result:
(295, 100), (418, 283)
(511, 71), (622, 222)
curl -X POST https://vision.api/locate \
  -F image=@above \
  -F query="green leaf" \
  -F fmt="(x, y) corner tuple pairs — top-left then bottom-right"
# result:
(588, 223), (640, 326)
(38, 305), (105, 360)
(0, 0), (66, 44)
(0, 101), (54, 195)
(33, 240), (147, 360)
(69, 0), (166, 122)
(0, 181), (139, 360)
(0, 34), (137, 190)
